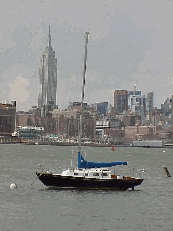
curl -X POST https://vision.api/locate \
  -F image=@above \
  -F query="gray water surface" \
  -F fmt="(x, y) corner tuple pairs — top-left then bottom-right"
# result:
(1, 144), (173, 230)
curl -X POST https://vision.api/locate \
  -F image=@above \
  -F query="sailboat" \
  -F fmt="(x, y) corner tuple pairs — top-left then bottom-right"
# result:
(36, 32), (143, 190)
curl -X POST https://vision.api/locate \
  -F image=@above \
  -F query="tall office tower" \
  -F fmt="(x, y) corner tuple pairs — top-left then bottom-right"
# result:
(146, 91), (154, 123)
(114, 90), (128, 115)
(38, 26), (57, 110)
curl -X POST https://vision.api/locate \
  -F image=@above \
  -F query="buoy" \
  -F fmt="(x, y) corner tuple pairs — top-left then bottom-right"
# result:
(10, 183), (17, 188)
(111, 145), (114, 151)
(163, 166), (171, 177)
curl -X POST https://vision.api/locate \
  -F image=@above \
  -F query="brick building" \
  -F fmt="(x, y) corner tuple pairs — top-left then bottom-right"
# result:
(0, 101), (16, 137)
(114, 90), (128, 115)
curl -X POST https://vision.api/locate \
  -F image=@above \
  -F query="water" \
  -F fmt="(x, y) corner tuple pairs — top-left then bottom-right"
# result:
(1, 144), (173, 230)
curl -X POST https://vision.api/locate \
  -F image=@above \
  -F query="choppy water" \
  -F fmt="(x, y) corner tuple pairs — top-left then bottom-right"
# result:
(1, 144), (173, 230)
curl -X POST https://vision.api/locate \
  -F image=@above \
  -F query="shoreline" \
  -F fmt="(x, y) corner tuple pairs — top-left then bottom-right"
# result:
(0, 141), (173, 148)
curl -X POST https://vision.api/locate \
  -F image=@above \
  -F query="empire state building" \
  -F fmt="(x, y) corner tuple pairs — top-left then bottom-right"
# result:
(38, 26), (57, 110)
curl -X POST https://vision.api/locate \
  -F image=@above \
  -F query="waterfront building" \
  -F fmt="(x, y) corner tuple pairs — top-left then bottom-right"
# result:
(18, 126), (44, 141)
(38, 26), (57, 110)
(95, 118), (122, 141)
(124, 125), (155, 141)
(0, 101), (16, 137)
(16, 107), (43, 128)
(52, 108), (96, 139)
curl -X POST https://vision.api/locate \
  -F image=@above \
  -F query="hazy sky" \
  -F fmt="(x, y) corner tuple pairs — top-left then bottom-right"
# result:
(1, 0), (173, 111)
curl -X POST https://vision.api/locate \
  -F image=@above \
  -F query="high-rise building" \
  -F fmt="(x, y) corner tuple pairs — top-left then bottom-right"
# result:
(128, 84), (142, 97)
(94, 102), (108, 116)
(128, 85), (146, 118)
(170, 95), (173, 126)
(114, 90), (128, 115)
(146, 91), (154, 123)
(0, 101), (16, 136)
(38, 26), (57, 110)
(161, 97), (171, 116)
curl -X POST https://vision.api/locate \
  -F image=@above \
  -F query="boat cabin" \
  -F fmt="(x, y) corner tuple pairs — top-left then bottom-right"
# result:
(61, 168), (112, 178)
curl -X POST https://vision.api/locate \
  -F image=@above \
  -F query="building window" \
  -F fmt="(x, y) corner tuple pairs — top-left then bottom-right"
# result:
(93, 173), (99, 176)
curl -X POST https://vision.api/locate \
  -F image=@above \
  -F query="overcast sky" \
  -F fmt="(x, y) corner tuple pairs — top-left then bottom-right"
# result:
(1, 0), (173, 111)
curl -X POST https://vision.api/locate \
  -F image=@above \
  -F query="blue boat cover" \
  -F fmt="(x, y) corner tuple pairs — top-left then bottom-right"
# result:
(78, 152), (127, 168)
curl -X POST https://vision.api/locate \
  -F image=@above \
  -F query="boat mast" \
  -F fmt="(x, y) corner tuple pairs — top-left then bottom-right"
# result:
(79, 32), (89, 153)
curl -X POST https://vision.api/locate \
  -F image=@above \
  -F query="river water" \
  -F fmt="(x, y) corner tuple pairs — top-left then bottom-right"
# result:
(0, 144), (173, 230)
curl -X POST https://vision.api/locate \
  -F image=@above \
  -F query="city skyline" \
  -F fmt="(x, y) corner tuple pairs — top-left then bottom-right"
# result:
(1, 1), (173, 111)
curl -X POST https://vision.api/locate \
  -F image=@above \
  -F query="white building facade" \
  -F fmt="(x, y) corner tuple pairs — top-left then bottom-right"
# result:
(128, 85), (146, 120)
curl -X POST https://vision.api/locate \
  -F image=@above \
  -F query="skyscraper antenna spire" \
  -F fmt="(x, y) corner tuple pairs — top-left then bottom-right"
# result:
(48, 25), (51, 47)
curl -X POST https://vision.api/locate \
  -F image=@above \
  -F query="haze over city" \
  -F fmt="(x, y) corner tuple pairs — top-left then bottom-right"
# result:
(1, 0), (173, 111)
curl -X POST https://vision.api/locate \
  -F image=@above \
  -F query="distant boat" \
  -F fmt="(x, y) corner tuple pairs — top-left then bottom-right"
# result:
(36, 32), (143, 190)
